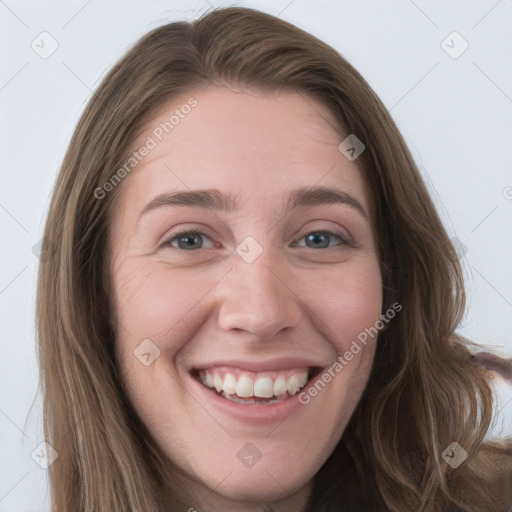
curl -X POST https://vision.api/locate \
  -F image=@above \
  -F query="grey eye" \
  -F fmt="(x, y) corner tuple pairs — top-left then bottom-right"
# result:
(164, 230), (214, 250)
(294, 231), (348, 249)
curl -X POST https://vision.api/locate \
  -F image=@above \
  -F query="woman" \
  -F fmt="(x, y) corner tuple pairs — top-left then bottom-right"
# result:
(36, 6), (512, 511)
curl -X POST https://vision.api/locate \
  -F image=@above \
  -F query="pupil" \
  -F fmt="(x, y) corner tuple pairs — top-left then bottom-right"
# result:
(180, 233), (201, 249)
(308, 232), (328, 248)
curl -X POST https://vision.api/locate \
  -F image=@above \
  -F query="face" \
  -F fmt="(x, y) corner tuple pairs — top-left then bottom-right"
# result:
(108, 85), (382, 510)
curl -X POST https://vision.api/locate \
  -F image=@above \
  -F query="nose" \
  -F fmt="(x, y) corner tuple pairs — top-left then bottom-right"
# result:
(216, 246), (302, 341)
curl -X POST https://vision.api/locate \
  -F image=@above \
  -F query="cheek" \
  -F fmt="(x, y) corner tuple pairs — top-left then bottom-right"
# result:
(113, 262), (211, 343)
(113, 253), (382, 364)
(310, 256), (383, 348)
(297, 260), (382, 432)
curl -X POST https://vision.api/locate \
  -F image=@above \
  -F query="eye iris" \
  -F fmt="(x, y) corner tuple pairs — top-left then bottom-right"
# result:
(306, 232), (330, 249)
(168, 230), (343, 251)
(177, 231), (202, 250)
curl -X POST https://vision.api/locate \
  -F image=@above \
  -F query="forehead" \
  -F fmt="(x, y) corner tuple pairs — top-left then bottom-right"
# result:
(136, 84), (344, 149)
(120, 85), (370, 218)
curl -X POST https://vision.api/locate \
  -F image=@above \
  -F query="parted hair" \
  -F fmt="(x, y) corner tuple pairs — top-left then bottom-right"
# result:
(36, 6), (512, 511)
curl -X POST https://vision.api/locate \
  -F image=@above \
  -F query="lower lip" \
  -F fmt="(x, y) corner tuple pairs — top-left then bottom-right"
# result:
(187, 369), (324, 426)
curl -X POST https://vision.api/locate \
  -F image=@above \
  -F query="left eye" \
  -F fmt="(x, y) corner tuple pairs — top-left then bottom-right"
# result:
(162, 229), (350, 251)
(292, 230), (350, 249)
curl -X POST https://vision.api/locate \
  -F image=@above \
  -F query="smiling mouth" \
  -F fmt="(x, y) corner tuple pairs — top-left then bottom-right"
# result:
(190, 366), (323, 405)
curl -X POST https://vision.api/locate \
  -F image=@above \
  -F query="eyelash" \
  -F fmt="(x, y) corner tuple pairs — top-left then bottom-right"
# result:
(161, 228), (354, 251)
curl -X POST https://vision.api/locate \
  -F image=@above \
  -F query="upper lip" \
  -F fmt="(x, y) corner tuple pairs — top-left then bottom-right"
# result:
(189, 357), (327, 373)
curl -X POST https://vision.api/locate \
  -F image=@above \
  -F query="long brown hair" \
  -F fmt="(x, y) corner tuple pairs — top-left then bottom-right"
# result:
(36, 6), (512, 511)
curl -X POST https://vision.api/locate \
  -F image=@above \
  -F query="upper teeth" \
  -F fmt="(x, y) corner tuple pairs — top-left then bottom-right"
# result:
(198, 368), (309, 398)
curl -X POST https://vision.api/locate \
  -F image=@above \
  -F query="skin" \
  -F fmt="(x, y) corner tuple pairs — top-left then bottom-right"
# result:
(474, 351), (512, 383)
(108, 85), (383, 512)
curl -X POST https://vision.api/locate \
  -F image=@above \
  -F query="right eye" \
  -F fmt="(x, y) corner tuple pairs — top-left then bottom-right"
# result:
(160, 229), (216, 251)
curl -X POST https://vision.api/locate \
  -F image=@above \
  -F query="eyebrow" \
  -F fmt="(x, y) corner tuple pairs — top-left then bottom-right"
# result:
(140, 186), (368, 220)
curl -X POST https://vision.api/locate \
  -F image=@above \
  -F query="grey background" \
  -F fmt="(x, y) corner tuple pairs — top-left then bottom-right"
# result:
(1, 0), (511, 510)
